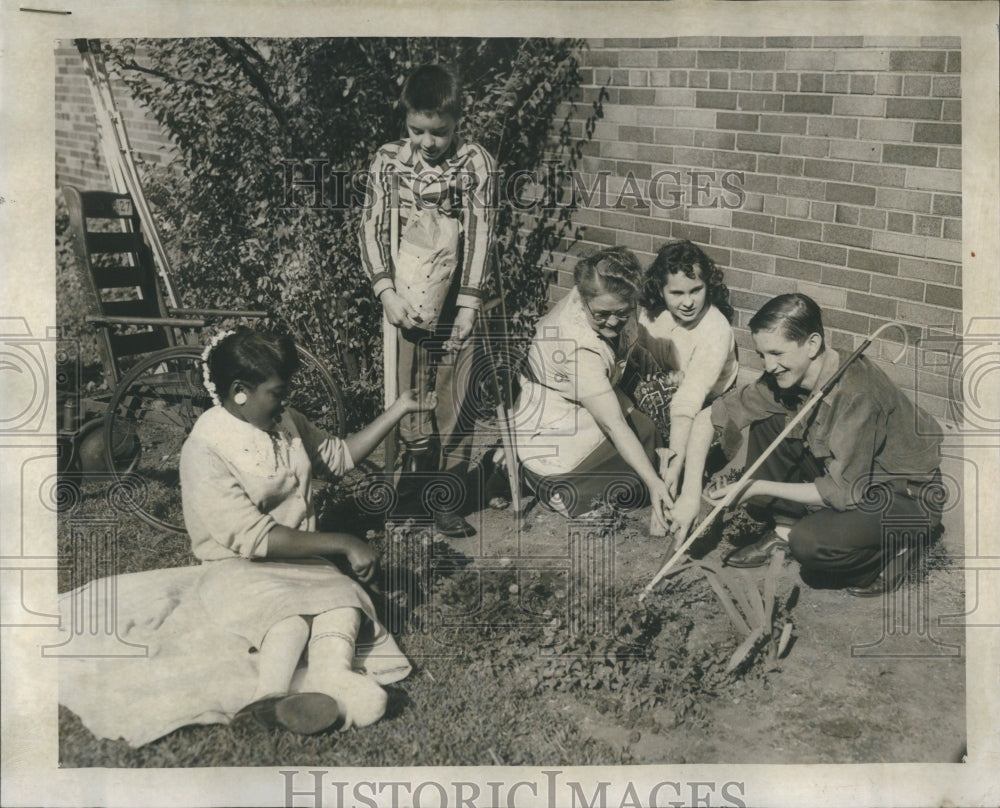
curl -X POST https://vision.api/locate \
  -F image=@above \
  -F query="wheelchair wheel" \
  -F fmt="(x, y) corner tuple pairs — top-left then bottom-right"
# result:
(104, 344), (348, 535)
(103, 346), (208, 534)
(289, 344), (347, 438)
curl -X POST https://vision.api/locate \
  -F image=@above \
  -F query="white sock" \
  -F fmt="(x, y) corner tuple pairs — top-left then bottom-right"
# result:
(252, 615), (309, 702)
(304, 608), (387, 729)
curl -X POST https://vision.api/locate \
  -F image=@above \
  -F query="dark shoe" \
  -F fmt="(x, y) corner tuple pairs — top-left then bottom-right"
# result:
(845, 576), (902, 598)
(274, 692), (341, 734)
(232, 692), (340, 735)
(846, 546), (916, 598)
(434, 510), (476, 538)
(724, 531), (789, 568)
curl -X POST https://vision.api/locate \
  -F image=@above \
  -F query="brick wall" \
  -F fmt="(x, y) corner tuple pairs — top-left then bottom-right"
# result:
(559, 36), (962, 421)
(55, 41), (175, 191)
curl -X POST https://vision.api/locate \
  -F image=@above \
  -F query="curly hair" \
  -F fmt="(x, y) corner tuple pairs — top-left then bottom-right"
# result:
(574, 246), (644, 304)
(640, 240), (734, 323)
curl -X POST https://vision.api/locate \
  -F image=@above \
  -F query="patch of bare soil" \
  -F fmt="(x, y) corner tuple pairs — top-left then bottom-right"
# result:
(447, 484), (966, 765)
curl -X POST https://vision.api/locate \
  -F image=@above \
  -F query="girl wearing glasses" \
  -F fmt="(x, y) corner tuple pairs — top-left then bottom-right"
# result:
(636, 240), (739, 540)
(512, 247), (672, 524)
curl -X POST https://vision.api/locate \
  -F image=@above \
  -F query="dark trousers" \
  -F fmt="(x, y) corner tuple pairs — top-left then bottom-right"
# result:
(745, 414), (942, 588)
(524, 391), (662, 518)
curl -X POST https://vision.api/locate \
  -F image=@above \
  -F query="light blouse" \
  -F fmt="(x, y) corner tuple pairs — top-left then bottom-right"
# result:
(638, 303), (739, 422)
(179, 405), (354, 561)
(513, 286), (639, 475)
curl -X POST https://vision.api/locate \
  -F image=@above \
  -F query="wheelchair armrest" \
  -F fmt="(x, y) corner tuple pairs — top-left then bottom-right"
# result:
(169, 307), (268, 319)
(86, 314), (208, 328)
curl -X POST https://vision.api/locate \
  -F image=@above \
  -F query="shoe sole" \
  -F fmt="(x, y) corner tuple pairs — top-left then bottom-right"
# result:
(724, 556), (771, 569)
(231, 695), (283, 730)
(274, 692), (341, 735)
(434, 525), (477, 538)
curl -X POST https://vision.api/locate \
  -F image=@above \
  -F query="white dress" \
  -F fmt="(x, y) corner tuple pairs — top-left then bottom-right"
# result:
(58, 406), (411, 746)
(180, 405), (377, 647)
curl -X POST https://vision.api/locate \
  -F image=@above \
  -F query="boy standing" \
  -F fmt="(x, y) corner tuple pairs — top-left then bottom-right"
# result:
(359, 64), (497, 537)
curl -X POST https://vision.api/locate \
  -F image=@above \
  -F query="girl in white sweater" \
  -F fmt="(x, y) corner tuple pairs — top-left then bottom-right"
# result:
(638, 241), (739, 540)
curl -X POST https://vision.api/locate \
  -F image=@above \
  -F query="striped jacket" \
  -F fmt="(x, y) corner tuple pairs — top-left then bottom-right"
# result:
(358, 137), (497, 311)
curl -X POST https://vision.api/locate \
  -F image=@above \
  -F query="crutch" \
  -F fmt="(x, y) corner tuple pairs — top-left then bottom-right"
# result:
(478, 292), (523, 514)
(382, 179), (401, 475)
(639, 321), (910, 602)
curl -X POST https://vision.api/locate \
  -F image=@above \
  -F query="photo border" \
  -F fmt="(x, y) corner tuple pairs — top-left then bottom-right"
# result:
(2, 1), (998, 806)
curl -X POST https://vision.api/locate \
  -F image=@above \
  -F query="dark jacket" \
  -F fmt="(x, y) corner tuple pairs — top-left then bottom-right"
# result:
(711, 350), (942, 511)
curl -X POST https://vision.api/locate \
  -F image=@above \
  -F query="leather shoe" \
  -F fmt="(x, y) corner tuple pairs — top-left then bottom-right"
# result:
(845, 575), (903, 598)
(232, 692), (341, 735)
(434, 510), (476, 538)
(846, 546), (915, 597)
(724, 531), (789, 568)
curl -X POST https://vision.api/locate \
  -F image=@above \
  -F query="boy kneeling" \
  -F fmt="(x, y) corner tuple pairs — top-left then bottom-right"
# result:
(679, 293), (944, 596)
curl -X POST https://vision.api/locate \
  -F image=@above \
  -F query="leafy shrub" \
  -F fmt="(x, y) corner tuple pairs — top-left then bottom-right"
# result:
(104, 38), (599, 428)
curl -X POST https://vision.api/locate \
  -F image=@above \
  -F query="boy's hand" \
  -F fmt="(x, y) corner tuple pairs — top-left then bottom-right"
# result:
(443, 307), (477, 353)
(381, 290), (421, 329)
(398, 388), (437, 413)
(706, 478), (758, 508)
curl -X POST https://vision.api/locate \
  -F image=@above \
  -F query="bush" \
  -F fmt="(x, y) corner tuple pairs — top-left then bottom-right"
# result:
(106, 38), (600, 428)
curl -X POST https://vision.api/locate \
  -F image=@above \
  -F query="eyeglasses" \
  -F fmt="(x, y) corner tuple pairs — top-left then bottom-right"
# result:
(583, 297), (634, 324)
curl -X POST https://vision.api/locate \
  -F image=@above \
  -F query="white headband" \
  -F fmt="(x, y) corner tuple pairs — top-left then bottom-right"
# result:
(201, 330), (236, 406)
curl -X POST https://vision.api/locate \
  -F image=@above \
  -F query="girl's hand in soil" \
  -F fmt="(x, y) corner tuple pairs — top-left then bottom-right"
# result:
(647, 478), (673, 527)
(667, 492), (700, 542)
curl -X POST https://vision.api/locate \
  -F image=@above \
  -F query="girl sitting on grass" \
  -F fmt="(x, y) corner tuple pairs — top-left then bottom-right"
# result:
(637, 240), (739, 541)
(180, 328), (433, 734)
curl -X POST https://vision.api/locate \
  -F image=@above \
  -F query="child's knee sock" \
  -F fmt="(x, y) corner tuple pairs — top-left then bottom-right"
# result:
(305, 607), (387, 728)
(253, 615), (310, 702)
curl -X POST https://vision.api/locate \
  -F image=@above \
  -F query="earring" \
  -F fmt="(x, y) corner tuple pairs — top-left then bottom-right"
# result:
(234, 391), (248, 405)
